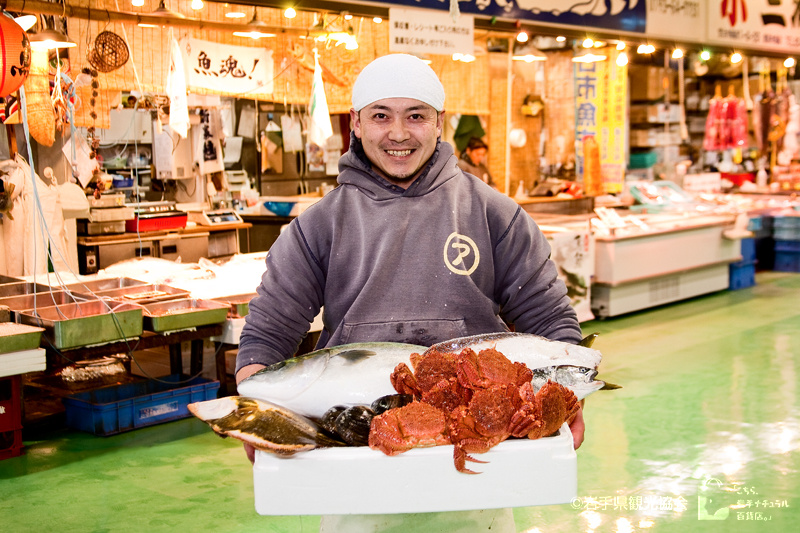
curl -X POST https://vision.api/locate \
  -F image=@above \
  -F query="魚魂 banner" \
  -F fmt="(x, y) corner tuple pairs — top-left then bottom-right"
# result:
(574, 49), (627, 194)
(179, 37), (274, 95)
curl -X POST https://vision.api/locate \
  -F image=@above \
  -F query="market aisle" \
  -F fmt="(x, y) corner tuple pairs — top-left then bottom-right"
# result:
(1, 273), (799, 532)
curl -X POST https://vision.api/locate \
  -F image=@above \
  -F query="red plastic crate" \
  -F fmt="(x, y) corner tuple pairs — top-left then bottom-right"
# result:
(0, 375), (22, 433)
(125, 213), (187, 233)
(0, 429), (23, 460)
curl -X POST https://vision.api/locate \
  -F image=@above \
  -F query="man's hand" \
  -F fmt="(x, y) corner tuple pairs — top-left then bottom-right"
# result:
(236, 363), (266, 385)
(568, 401), (585, 450)
(235, 364), (267, 464)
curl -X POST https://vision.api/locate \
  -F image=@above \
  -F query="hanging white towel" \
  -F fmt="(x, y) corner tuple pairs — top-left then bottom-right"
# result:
(167, 36), (190, 139)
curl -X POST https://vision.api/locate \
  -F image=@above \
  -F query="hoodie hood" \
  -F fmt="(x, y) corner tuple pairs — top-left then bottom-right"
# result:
(337, 131), (461, 200)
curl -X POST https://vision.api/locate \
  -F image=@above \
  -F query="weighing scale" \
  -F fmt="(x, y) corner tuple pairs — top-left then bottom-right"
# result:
(189, 208), (243, 226)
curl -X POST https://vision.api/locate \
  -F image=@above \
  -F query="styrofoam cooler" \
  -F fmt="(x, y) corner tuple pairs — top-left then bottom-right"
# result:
(253, 424), (576, 515)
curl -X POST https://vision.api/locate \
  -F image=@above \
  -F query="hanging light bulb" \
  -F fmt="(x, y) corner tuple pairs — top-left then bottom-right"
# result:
(556, 36), (566, 42)
(616, 42), (625, 51)
(373, 17), (383, 23)
(731, 52), (743, 64)
(636, 44), (647, 54)
(131, 0), (144, 6)
(191, 0), (204, 9)
(284, 8), (297, 19)
(672, 48), (684, 59)
(516, 31), (529, 43)
(785, 57), (796, 68)
(344, 14), (353, 21)
(616, 51), (628, 67)
(583, 38), (594, 48)
(701, 50), (711, 61)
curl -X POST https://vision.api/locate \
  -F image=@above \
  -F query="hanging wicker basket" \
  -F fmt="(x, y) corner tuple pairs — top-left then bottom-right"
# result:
(88, 31), (129, 73)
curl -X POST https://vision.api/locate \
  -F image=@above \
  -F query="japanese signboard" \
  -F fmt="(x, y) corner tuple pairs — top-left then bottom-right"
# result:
(385, 1), (646, 33)
(645, 0), (706, 41)
(389, 7), (474, 55)
(574, 50), (627, 194)
(707, 0), (800, 53)
(179, 37), (274, 95)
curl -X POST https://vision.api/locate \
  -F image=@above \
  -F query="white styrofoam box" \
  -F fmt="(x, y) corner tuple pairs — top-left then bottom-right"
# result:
(594, 217), (740, 285)
(0, 348), (46, 378)
(630, 103), (682, 124)
(683, 172), (722, 193)
(253, 424), (576, 516)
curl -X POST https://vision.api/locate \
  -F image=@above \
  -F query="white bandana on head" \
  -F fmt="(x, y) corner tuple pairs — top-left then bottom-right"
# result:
(351, 54), (445, 112)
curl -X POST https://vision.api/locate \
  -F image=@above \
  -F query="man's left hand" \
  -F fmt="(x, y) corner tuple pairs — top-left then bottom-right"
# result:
(569, 403), (585, 450)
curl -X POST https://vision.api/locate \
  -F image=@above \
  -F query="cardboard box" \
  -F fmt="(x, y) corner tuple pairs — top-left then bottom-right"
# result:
(629, 66), (678, 102)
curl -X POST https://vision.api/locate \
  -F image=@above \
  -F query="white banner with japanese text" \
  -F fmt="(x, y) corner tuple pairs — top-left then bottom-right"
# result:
(388, 7), (474, 56)
(179, 37), (274, 95)
(645, 0), (706, 42)
(707, 0), (800, 53)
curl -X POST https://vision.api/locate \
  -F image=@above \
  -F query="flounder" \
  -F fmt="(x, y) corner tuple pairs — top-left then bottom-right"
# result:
(188, 396), (345, 455)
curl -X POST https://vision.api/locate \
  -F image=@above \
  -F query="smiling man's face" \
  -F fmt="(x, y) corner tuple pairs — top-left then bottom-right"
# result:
(351, 98), (444, 189)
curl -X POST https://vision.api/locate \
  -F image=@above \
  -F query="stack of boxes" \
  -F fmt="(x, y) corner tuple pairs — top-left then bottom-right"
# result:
(773, 215), (800, 272)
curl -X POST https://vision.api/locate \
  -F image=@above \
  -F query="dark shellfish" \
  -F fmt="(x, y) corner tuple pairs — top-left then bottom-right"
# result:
(371, 393), (414, 415)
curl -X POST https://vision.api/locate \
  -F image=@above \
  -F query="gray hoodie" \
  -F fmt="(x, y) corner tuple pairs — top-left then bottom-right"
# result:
(236, 136), (580, 372)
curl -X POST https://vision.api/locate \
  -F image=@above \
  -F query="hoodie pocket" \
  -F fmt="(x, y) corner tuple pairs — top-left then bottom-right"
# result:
(340, 319), (467, 347)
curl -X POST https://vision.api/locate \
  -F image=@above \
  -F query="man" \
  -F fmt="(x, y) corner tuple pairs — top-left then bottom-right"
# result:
(457, 136), (497, 189)
(236, 54), (584, 450)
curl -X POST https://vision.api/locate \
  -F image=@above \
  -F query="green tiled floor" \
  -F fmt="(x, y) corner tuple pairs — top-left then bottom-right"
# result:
(2, 272), (799, 532)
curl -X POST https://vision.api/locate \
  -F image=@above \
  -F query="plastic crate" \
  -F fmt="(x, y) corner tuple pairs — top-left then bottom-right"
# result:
(62, 375), (219, 436)
(0, 429), (23, 461)
(774, 240), (800, 253)
(0, 375), (22, 433)
(747, 217), (762, 232)
(774, 251), (800, 272)
(729, 262), (756, 290)
(773, 216), (800, 228)
(773, 227), (800, 241)
(740, 238), (756, 263)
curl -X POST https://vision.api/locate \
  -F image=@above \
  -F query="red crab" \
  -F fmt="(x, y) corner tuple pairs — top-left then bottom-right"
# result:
(372, 347), (580, 473)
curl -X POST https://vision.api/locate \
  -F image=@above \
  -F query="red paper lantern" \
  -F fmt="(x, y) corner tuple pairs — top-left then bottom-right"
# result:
(0, 15), (31, 97)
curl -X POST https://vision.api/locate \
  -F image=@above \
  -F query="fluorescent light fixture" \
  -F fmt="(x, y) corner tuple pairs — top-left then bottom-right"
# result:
(572, 52), (606, 63)
(512, 44), (547, 62)
(29, 28), (77, 50)
(373, 17), (383, 23)
(233, 12), (275, 39)
(556, 36), (566, 42)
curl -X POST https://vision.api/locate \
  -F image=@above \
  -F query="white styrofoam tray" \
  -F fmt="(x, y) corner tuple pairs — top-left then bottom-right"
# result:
(0, 348), (46, 378)
(253, 423), (576, 516)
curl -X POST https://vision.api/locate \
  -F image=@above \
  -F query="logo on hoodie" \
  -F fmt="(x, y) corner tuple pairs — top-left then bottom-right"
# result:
(444, 232), (480, 276)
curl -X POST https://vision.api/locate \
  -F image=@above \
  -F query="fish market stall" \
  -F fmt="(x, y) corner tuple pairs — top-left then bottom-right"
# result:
(590, 211), (741, 318)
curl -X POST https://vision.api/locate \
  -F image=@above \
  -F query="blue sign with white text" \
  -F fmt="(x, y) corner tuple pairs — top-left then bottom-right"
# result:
(384, 0), (647, 34)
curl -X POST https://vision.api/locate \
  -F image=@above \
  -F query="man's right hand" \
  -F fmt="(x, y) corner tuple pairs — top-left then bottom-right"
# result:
(235, 363), (266, 385)
(235, 364), (266, 464)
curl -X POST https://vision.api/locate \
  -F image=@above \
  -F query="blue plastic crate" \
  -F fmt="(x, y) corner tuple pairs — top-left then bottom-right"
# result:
(774, 251), (800, 272)
(747, 217), (762, 232)
(740, 238), (756, 263)
(729, 262), (756, 290)
(773, 216), (800, 228)
(773, 227), (800, 241)
(774, 240), (800, 253)
(63, 375), (219, 436)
